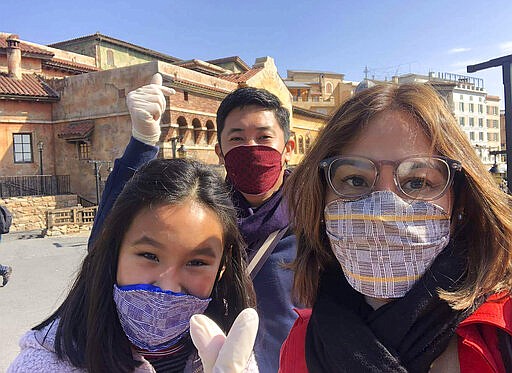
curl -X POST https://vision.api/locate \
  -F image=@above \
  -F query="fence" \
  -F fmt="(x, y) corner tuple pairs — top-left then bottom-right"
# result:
(47, 206), (97, 229)
(0, 175), (70, 198)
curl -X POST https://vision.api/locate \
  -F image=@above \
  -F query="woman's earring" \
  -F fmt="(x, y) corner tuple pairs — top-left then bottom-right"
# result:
(457, 211), (464, 221)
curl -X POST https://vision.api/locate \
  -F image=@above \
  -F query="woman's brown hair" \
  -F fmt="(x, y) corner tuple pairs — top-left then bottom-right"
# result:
(285, 83), (512, 310)
(34, 158), (256, 372)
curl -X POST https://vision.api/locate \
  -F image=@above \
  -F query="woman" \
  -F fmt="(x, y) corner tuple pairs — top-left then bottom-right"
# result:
(279, 83), (512, 372)
(9, 158), (257, 372)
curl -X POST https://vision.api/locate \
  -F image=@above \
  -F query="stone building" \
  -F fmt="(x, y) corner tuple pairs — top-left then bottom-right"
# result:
(1, 32), (327, 205)
(0, 33), (97, 177)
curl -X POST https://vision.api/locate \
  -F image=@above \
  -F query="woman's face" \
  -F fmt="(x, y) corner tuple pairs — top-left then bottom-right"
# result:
(117, 199), (224, 299)
(325, 110), (453, 214)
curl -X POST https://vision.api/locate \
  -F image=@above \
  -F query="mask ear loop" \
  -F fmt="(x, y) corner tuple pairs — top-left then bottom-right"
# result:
(211, 244), (230, 316)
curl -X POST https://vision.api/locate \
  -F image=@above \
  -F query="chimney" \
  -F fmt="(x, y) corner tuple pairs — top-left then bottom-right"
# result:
(6, 34), (22, 80)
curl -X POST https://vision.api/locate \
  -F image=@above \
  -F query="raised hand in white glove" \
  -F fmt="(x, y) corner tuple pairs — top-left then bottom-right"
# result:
(190, 308), (259, 373)
(126, 73), (176, 145)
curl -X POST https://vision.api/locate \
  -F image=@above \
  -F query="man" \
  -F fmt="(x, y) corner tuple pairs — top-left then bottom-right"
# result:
(89, 74), (297, 372)
(0, 205), (13, 286)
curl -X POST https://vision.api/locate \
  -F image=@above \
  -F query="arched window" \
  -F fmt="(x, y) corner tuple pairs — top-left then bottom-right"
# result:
(177, 116), (188, 139)
(325, 81), (333, 95)
(192, 118), (202, 144)
(291, 132), (298, 154)
(206, 120), (216, 145)
(305, 136), (311, 151)
(298, 136), (305, 154)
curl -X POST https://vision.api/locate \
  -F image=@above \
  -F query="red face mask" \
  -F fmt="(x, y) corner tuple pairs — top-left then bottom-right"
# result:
(223, 145), (284, 195)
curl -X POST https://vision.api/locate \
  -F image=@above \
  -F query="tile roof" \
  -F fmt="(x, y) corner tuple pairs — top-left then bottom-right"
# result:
(293, 106), (329, 120)
(219, 67), (263, 83)
(171, 77), (232, 94)
(57, 121), (94, 140)
(0, 35), (53, 58)
(0, 73), (59, 100)
(43, 58), (98, 73)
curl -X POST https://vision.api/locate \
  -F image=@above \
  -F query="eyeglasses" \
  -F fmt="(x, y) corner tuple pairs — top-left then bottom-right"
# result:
(319, 155), (462, 201)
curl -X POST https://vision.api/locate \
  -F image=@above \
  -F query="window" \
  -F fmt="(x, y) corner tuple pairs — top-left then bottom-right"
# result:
(469, 103), (474, 113)
(325, 82), (333, 95)
(469, 117), (474, 127)
(478, 104), (483, 113)
(469, 96), (473, 101)
(479, 132), (484, 141)
(459, 117), (465, 126)
(478, 118), (483, 127)
(494, 120), (499, 128)
(298, 136), (305, 154)
(487, 119), (491, 128)
(106, 49), (115, 66)
(78, 141), (90, 160)
(184, 91), (189, 101)
(13, 133), (33, 163)
(493, 107), (498, 115)
(459, 102), (464, 112)
(487, 133), (492, 141)
(460, 95), (464, 100)
(470, 132), (475, 140)
(305, 136), (311, 151)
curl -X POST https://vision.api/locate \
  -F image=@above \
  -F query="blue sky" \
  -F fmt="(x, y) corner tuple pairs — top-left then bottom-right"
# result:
(4, 0), (512, 107)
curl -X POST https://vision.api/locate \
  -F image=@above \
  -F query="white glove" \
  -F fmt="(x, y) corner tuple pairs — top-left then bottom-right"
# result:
(190, 308), (259, 373)
(126, 73), (176, 145)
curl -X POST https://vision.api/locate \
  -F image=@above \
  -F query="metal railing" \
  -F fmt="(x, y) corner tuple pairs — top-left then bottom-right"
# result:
(78, 195), (97, 207)
(0, 175), (70, 198)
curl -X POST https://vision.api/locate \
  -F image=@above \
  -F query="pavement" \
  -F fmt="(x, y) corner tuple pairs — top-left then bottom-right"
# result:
(0, 231), (90, 372)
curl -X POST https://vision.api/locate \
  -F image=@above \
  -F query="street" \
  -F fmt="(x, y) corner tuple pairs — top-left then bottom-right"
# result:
(0, 232), (89, 372)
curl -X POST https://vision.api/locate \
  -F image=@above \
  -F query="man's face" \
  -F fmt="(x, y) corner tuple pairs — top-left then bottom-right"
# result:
(215, 105), (295, 205)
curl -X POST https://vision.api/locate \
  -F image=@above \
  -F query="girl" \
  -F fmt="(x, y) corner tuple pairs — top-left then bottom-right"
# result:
(9, 158), (257, 372)
(279, 83), (512, 372)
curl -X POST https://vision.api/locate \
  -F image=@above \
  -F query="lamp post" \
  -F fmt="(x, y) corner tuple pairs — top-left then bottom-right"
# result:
(37, 141), (44, 194)
(37, 141), (44, 176)
(169, 135), (184, 158)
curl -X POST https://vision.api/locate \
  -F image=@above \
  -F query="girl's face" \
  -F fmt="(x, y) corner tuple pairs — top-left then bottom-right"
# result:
(117, 199), (225, 299)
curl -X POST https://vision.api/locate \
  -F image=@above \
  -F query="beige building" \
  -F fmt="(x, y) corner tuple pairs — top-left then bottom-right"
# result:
(284, 70), (356, 115)
(397, 72), (502, 171)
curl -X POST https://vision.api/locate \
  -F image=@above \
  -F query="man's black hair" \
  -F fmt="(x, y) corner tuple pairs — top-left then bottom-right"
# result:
(216, 87), (290, 145)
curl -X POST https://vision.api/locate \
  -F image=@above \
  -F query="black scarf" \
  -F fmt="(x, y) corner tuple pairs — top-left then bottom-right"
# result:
(305, 242), (479, 373)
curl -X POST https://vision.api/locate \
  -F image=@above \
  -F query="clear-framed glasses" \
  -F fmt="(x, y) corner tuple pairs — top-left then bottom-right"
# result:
(319, 155), (462, 201)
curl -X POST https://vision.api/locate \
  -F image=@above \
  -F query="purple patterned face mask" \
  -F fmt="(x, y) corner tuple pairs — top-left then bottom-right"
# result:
(113, 284), (211, 351)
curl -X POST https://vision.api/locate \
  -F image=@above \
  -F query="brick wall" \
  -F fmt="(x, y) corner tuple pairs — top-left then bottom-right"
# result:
(1, 194), (79, 232)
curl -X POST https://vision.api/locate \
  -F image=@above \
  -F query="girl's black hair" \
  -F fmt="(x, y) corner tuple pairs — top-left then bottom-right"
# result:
(34, 158), (256, 372)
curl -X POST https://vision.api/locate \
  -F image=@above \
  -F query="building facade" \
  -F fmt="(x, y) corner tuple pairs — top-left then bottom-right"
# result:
(397, 72), (503, 171)
(284, 70), (356, 115)
(1, 33), (326, 203)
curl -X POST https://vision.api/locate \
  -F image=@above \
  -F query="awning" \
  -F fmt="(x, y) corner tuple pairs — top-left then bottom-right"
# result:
(57, 120), (94, 142)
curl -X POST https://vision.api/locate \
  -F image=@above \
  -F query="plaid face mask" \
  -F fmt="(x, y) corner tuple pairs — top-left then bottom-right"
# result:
(324, 190), (451, 298)
(113, 284), (211, 351)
